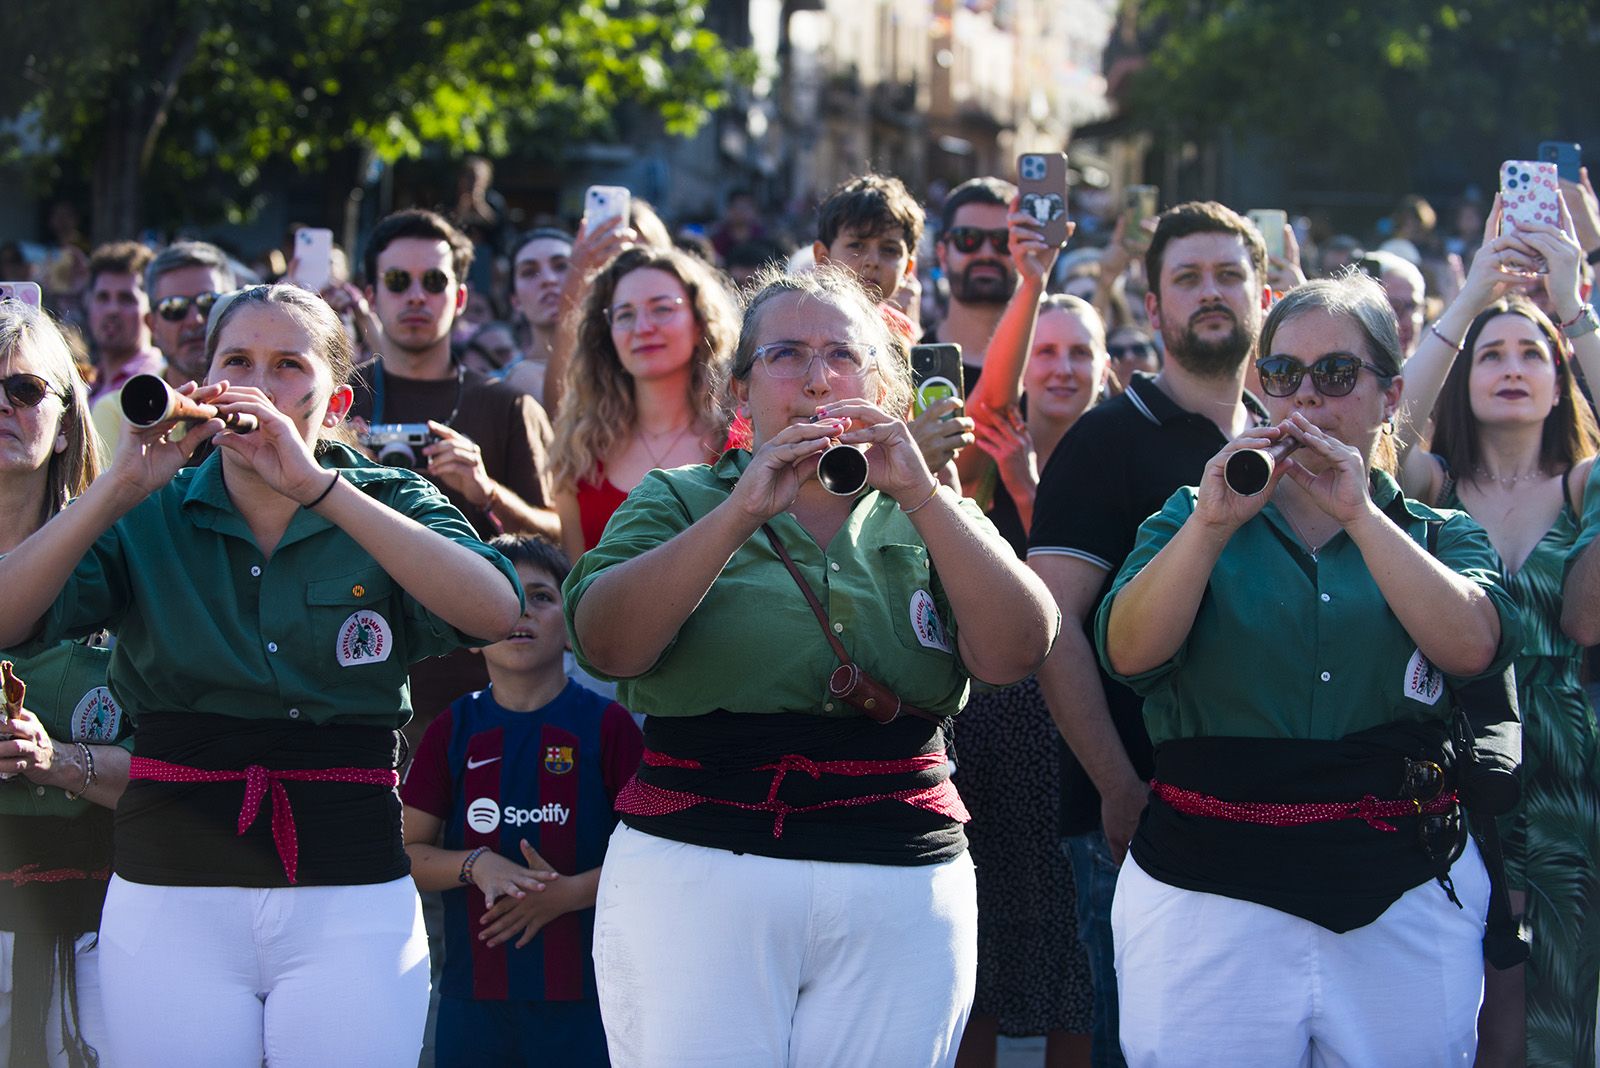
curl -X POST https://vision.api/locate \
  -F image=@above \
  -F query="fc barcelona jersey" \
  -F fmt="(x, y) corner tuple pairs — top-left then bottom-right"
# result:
(403, 680), (642, 1001)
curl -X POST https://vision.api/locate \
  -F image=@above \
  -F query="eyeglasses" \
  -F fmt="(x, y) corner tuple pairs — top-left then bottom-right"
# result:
(382, 268), (452, 295)
(155, 291), (220, 322)
(944, 227), (1010, 254)
(608, 297), (685, 333)
(1256, 354), (1391, 398)
(1107, 341), (1156, 361)
(0, 373), (61, 409)
(752, 342), (876, 379)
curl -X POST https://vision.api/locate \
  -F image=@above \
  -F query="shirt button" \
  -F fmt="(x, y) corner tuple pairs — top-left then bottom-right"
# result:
(824, 702), (835, 712)
(250, 566), (262, 578)
(267, 642), (279, 653)
(35, 786), (46, 798)
(830, 562), (841, 572)
(1320, 671), (1331, 682)
(1320, 593), (1330, 603)
(288, 708), (300, 719)
(833, 622), (844, 633)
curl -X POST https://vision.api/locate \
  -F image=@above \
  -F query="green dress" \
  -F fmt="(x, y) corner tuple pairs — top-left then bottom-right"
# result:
(1446, 482), (1600, 1066)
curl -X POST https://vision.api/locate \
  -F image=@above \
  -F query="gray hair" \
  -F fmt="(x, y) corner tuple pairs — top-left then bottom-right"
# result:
(145, 240), (237, 298)
(1259, 272), (1403, 379)
(1363, 249), (1426, 296)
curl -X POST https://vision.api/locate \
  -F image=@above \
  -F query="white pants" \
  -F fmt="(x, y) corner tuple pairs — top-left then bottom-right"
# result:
(1112, 838), (1490, 1067)
(593, 824), (978, 1067)
(0, 931), (105, 1068)
(97, 875), (430, 1068)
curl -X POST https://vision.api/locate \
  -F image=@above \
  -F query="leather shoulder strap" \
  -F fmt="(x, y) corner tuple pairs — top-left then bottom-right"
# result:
(761, 524), (854, 667)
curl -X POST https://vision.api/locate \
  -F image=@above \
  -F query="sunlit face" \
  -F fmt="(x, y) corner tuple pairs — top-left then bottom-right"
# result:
(481, 563), (568, 675)
(817, 224), (913, 304)
(1262, 308), (1401, 469)
(368, 238), (465, 355)
(1467, 313), (1560, 428)
(735, 291), (885, 451)
(512, 238), (572, 331)
(938, 202), (1017, 306)
(147, 265), (231, 382)
(1147, 231), (1265, 377)
(1026, 307), (1106, 426)
(0, 345), (68, 477)
(609, 268), (699, 384)
(88, 271), (150, 355)
(207, 303), (349, 446)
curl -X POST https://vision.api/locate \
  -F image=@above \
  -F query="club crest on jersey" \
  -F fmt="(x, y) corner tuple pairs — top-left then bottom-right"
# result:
(1404, 648), (1444, 706)
(909, 589), (953, 653)
(70, 687), (122, 742)
(336, 611), (392, 667)
(544, 745), (574, 775)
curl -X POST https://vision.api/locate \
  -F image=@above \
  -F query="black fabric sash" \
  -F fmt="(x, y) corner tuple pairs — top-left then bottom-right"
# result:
(0, 808), (113, 935)
(1131, 720), (1464, 932)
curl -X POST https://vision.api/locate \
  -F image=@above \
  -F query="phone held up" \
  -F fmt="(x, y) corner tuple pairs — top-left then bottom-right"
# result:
(1247, 209), (1288, 262)
(1499, 160), (1561, 273)
(1016, 153), (1070, 249)
(584, 185), (631, 231)
(910, 344), (964, 419)
(290, 227), (334, 292)
(1124, 185), (1159, 250)
(0, 282), (43, 308)
(1538, 141), (1583, 184)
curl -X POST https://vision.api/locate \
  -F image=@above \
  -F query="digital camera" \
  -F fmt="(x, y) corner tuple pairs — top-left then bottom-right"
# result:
(361, 424), (436, 469)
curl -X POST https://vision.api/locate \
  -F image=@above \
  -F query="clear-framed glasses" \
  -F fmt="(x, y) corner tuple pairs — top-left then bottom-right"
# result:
(752, 342), (877, 379)
(608, 297), (686, 333)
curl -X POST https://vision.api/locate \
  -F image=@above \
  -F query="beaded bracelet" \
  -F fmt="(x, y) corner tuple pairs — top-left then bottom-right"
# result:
(900, 482), (942, 515)
(459, 846), (489, 885)
(65, 741), (96, 801)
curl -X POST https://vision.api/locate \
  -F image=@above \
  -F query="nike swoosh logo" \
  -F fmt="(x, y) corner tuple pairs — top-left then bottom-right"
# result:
(466, 756), (501, 770)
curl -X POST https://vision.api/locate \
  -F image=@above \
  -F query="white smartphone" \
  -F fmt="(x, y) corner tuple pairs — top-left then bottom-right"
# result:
(1499, 160), (1561, 233)
(0, 281), (43, 308)
(291, 228), (334, 291)
(1247, 209), (1288, 261)
(584, 185), (631, 230)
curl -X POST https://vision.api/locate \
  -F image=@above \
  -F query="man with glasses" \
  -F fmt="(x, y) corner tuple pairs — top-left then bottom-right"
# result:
(1026, 201), (1271, 1067)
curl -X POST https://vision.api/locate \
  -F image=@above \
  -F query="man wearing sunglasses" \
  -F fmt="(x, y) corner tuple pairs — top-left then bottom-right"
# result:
(1026, 201), (1271, 1068)
(928, 177), (1019, 363)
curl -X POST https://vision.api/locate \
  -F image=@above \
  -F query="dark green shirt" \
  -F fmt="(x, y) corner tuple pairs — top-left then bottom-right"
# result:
(565, 450), (993, 718)
(1094, 471), (1522, 745)
(31, 443), (520, 728)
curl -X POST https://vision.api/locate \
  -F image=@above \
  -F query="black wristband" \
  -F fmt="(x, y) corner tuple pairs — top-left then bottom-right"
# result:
(303, 471), (340, 509)
(1587, 247), (1600, 267)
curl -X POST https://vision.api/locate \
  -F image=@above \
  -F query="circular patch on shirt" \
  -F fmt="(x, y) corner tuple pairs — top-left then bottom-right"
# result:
(1403, 648), (1444, 706)
(467, 797), (501, 834)
(336, 611), (393, 667)
(909, 589), (953, 653)
(70, 687), (122, 742)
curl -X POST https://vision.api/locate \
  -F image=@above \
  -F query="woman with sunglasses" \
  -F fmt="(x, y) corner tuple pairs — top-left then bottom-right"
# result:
(0, 284), (524, 1066)
(1394, 196), (1600, 1067)
(0, 304), (129, 1068)
(548, 246), (739, 561)
(1097, 274), (1519, 1065)
(565, 265), (1057, 1066)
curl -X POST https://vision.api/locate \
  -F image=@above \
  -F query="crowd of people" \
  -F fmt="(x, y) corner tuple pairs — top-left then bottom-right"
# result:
(3, 153), (1600, 1068)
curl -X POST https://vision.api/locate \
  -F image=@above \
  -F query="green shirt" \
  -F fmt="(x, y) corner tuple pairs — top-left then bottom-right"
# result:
(31, 443), (520, 728)
(564, 450), (987, 718)
(1094, 471), (1522, 745)
(0, 637), (131, 818)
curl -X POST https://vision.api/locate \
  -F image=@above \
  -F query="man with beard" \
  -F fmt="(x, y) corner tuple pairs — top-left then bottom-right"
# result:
(501, 227), (573, 406)
(927, 177), (1018, 382)
(1026, 202), (1270, 1067)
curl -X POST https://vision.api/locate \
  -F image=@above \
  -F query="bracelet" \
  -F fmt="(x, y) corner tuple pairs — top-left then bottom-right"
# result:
(1428, 322), (1464, 351)
(459, 846), (489, 885)
(65, 741), (95, 801)
(1558, 305), (1591, 330)
(900, 482), (942, 515)
(302, 471), (340, 509)
(1562, 305), (1600, 340)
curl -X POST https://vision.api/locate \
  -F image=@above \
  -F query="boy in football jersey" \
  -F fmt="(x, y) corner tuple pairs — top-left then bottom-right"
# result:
(402, 535), (642, 1066)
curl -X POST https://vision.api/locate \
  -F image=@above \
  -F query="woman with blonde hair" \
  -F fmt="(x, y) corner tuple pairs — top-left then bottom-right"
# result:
(550, 246), (739, 559)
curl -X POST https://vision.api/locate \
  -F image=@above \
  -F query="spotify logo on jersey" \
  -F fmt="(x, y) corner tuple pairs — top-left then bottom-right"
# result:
(467, 797), (501, 833)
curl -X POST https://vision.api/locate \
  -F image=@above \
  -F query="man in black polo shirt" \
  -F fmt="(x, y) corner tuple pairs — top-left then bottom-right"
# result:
(1027, 202), (1270, 1067)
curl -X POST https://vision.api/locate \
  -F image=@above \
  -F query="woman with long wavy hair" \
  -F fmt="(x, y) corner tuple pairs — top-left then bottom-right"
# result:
(549, 247), (739, 561)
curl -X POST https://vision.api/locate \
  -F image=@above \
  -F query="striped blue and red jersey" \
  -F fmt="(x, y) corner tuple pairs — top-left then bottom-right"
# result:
(402, 679), (642, 1002)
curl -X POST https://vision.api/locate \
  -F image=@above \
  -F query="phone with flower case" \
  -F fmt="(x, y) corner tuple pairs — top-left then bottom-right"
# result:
(1499, 160), (1562, 274)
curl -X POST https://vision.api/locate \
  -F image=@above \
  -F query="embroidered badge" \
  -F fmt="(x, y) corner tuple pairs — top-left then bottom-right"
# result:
(544, 745), (574, 775)
(1403, 648), (1444, 706)
(70, 686), (122, 742)
(336, 611), (393, 666)
(909, 589), (953, 653)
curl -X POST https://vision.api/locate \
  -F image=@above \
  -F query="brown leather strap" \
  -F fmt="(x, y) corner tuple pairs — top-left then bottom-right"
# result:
(761, 524), (853, 666)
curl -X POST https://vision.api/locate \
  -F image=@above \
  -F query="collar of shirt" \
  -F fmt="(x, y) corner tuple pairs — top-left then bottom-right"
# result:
(1124, 372), (1268, 430)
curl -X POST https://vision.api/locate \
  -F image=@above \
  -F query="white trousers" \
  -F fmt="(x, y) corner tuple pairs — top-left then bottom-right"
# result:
(0, 931), (105, 1068)
(97, 875), (430, 1068)
(1112, 838), (1490, 1068)
(593, 824), (978, 1067)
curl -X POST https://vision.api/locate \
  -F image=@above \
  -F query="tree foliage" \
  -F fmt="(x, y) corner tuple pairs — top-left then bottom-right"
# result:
(3, 0), (757, 237)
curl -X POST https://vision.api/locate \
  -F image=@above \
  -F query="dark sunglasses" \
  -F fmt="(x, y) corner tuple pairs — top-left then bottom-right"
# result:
(382, 268), (451, 295)
(0, 372), (62, 409)
(1107, 341), (1156, 361)
(944, 227), (1010, 254)
(1256, 353), (1390, 398)
(156, 291), (220, 322)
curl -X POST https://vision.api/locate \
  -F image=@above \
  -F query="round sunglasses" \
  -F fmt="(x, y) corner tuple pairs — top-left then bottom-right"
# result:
(156, 291), (220, 322)
(382, 268), (451, 295)
(0, 372), (64, 409)
(1256, 354), (1391, 398)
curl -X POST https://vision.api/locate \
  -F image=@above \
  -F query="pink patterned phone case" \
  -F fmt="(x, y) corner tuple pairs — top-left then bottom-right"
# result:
(1499, 160), (1561, 233)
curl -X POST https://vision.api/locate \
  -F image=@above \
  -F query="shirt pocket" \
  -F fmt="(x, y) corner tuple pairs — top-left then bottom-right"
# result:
(878, 544), (958, 661)
(305, 566), (401, 669)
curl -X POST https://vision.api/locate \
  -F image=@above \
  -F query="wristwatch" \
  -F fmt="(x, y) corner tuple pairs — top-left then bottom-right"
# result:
(1562, 305), (1600, 340)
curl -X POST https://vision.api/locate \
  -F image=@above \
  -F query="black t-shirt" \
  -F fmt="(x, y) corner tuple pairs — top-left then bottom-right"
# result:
(1027, 373), (1267, 835)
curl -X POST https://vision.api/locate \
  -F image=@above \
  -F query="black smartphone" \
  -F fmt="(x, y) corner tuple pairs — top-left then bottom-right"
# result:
(910, 344), (964, 417)
(1357, 256), (1384, 280)
(1539, 141), (1583, 184)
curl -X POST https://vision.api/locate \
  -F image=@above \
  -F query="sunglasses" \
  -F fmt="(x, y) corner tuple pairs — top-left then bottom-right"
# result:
(1256, 353), (1390, 398)
(156, 291), (220, 322)
(0, 372), (62, 409)
(382, 268), (452, 295)
(1107, 341), (1156, 361)
(944, 227), (1010, 254)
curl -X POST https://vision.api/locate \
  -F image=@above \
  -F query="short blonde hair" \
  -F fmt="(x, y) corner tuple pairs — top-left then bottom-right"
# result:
(0, 303), (100, 525)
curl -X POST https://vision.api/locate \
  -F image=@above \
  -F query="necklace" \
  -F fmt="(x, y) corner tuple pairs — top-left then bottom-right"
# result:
(637, 422), (695, 468)
(1282, 509), (1333, 561)
(1473, 466), (1548, 489)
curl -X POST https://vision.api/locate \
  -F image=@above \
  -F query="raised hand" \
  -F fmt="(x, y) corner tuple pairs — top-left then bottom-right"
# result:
(727, 416), (843, 521)
(909, 396), (975, 471)
(1192, 423), (1293, 534)
(206, 385), (330, 503)
(827, 399), (941, 506)
(1279, 413), (1375, 526)
(108, 380), (231, 498)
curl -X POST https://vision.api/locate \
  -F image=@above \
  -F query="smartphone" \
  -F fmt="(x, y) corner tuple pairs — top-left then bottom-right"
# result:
(0, 281), (42, 308)
(1500, 160), (1562, 234)
(1357, 256), (1384, 280)
(910, 344), (964, 418)
(291, 227), (334, 291)
(584, 185), (631, 230)
(1016, 152), (1070, 249)
(1248, 209), (1288, 261)
(1538, 141), (1583, 184)
(1125, 185), (1159, 249)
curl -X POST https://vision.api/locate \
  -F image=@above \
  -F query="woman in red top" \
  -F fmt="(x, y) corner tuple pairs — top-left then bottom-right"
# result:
(549, 247), (739, 559)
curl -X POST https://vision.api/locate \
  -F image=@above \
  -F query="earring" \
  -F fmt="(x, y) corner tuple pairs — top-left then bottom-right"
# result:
(1382, 415), (1397, 436)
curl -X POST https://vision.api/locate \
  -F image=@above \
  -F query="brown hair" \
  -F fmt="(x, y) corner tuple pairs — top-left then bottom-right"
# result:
(88, 241), (155, 292)
(1145, 201), (1267, 297)
(0, 304), (100, 526)
(817, 174), (925, 250)
(364, 209), (474, 284)
(1431, 295), (1599, 480)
